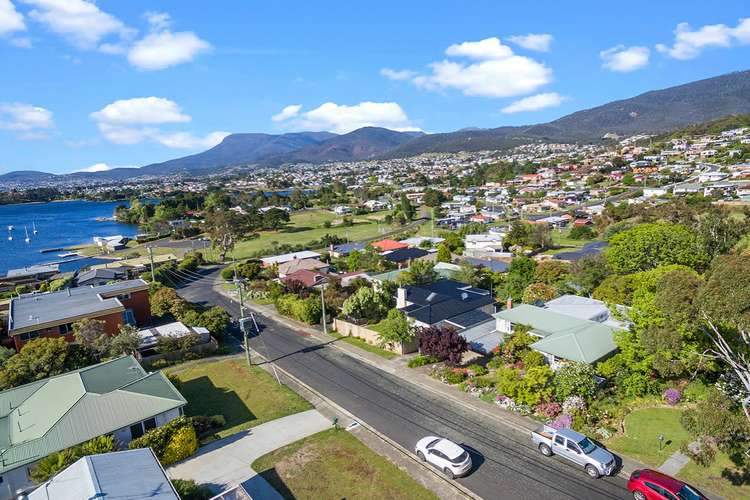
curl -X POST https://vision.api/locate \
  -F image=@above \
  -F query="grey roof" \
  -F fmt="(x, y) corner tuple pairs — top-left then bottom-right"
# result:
(382, 247), (429, 263)
(463, 257), (509, 273)
(459, 320), (501, 354)
(5, 264), (60, 279)
(0, 356), (186, 475)
(28, 448), (179, 500)
(444, 309), (494, 329)
(9, 279), (148, 333)
(75, 268), (124, 284)
(332, 242), (367, 255)
(553, 241), (607, 261)
(401, 280), (494, 326)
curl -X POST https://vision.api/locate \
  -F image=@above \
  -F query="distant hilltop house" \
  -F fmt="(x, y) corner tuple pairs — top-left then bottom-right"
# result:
(93, 235), (129, 251)
(333, 205), (353, 215)
(0, 356), (186, 499)
(7, 279), (150, 351)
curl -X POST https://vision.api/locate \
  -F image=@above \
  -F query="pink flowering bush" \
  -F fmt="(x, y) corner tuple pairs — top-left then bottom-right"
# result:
(663, 388), (681, 406)
(550, 414), (573, 430)
(535, 402), (562, 419)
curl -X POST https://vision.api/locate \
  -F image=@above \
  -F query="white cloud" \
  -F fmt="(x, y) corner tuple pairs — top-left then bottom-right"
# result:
(144, 11), (171, 31)
(22, 0), (134, 50)
(0, 102), (53, 139)
(90, 97), (191, 125)
(273, 101), (420, 134)
(10, 36), (31, 48)
(501, 92), (565, 114)
(271, 104), (301, 122)
(656, 18), (750, 60)
(152, 130), (229, 149)
(0, 0), (25, 36)
(390, 37), (552, 98)
(127, 30), (210, 70)
(600, 45), (650, 72)
(507, 33), (553, 52)
(90, 96), (226, 149)
(380, 68), (417, 81)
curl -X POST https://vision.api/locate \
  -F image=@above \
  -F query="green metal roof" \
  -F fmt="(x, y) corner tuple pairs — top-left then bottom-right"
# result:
(494, 304), (619, 364)
(0, 356), (186, 475)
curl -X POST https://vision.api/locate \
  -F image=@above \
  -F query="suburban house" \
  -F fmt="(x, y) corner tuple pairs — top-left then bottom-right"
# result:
(281, 268), (329, 287)
(277, 257), (329, 278)
(137, 321), (212, 352)
(261, 250), (321, 267)
(93, 235), (129, 251)
(333, 205), (352, 215)
(75, 267), (127, 287)
(399, 236), (444, 248)
(1, 264), (60, 290)
(27, 448), (179, 500)
(463, 232), (506, 257)
(371, 239), (409, 253)
(7, 279), (151, 351)
(0, 356), (186, 499)
(382, 247), (430, 268)
(396, 280), (495, 329)
(461, 302), (619, 369)
(330, 241), (367, 258)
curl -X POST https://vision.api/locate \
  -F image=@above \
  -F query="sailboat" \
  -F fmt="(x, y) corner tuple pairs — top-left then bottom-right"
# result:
(7, 225), (13, 231)
(32, 221), (37, 235)
(24, 226), (30, 243)
(7, 228), (12, 241)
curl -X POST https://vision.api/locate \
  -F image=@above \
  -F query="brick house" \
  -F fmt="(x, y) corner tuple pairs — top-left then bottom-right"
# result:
(7, 279), (151, 351)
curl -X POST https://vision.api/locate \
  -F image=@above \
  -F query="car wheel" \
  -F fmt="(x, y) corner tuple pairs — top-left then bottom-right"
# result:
(585, 464), (600, 478)
(632, 490), (647, 500)
(538, 443), (552, 456)
(443, 467), (455, 479)
(416, 451), (425, 461)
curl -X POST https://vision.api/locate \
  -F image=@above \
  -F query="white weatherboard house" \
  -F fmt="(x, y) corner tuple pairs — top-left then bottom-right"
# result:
(0, 356), (186, 499)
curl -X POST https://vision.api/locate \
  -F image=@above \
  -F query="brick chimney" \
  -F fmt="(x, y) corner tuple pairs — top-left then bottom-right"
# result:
(506, 296), (513, 310)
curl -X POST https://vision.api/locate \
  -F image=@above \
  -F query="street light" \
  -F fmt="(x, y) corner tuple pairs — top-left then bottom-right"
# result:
(657, 434), (664, 451)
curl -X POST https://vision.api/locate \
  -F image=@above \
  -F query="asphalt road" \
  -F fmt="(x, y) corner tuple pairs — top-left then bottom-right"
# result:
(176, 267), (631, 500)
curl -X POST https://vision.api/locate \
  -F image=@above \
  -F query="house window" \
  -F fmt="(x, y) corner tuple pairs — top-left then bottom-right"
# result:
(130, 423), (145, 440)
(19, 330), (40, 342)
(117, 293), (132, 301)
(59, 323), (74, 335)
(144, 417), (157, 431)
(123, 309), (136, 325)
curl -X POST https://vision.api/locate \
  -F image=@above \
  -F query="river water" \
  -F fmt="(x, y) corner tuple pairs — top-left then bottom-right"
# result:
(0, 200), (137, 275)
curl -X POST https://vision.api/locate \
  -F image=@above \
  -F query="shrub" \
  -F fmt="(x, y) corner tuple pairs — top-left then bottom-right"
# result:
(562, 395), (587, 415)
(376, 309), (415, 347)
(683, 380), (709, 402)
(553, 362), (598, 401)
(466, 363), (488, 377)
(519, 349), (546, 369)
(129, 416), (196, 462)
(443, 368), (468, 385)
(341, 287), (391, 323)
(161, 425), (198, 466)
(418, 325), (467, 366)
(407, 354), (439, 368)
(172, 479), (213, 500)
(535, 402), (562, 419)
(663, 388), (682, 406)
(190, 415), (226, 437)
(31, 435), (116, 482)
(550, 414), (573, 430)
(569, 225), (596, 240)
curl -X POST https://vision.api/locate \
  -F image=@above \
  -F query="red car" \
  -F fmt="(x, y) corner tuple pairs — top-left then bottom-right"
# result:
(627, 469), (707, 500)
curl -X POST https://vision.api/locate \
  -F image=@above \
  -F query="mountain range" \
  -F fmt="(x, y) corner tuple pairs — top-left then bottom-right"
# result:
(4, 69), (750, 185)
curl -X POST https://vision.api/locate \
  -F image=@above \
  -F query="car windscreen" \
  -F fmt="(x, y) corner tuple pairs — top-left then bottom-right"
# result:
(677, 485), (703, 500)
(578, 437), (597, 454)
(450, 451), (469, 464)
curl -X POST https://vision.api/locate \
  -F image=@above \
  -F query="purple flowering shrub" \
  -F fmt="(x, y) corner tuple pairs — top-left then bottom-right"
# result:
(550, 414), (573, 430)
(663, 388), (681, 406)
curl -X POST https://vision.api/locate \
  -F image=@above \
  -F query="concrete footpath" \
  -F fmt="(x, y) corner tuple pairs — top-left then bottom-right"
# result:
(167, 409), (330, 498)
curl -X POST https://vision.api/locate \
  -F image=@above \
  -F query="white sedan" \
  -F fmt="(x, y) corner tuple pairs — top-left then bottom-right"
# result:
(415, 436), (472, 479)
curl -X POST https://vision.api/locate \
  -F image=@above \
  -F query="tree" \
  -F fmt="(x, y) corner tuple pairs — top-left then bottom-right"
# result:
(698, 255), (750, 330)
(203, 190), (231, 212)
(0, 338), (96, 390)
(195, 307), (231, 337)
(347, 250), (362, 271)
(73, 318), (106, 347)
(151, 287), (189, 318)
(554, 362), (598, 400)
(108, 325), (141, 357)
(505, 221), (530, 248)
(529, 223), (552, 250)
(569, 225), (596, 240)
(522, 282), (556, 304)
(376, 309), (415, 347)
(423, 188), (444, 207)
(31, 435), (117, 482)
(453, 261), (479, 287)
(418, 325), (467, 365)
(533, 260), (569, 286)
(204, 209), (251, 262)
(396, 260), (437, 286)
(435, 243), (452, 263)
(289, 188), (308, 210)
(503, 256), (537, 302)
(341, 287), (390, 323)
(695, 211), (750, 259)
(569, 254), (610, 296)
(172, 479), (213, 500)
(397, 193), (415, 221)
(605, 222), (708, 274)
(0, 346), (14, 367)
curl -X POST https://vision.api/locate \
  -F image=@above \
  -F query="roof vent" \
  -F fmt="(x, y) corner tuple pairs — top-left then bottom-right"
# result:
(426, 292), (437, 302)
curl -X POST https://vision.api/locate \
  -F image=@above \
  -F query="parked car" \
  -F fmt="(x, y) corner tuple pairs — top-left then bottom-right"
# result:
(531, 425), (615, 478)
(415, 436), (472, 479)
(627, 469), (707, 500)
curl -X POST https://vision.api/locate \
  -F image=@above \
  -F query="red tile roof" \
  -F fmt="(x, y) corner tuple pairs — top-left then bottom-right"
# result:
(371, 239), (409, 251)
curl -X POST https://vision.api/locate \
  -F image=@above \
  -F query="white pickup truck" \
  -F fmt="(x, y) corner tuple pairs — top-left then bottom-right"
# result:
(531, 425), (616, 478)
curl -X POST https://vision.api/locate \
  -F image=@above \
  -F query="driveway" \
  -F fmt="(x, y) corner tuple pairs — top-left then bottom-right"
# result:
(167, 409), (330, 498)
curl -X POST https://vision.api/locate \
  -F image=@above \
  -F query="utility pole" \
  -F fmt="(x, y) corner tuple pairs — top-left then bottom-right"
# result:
(320, 285), (327, 335)
(233, 261), (250, 366)
(148, 246), (155, 279)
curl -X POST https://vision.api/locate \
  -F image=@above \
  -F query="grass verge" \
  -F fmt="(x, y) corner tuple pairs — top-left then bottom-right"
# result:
(605, 407), (691, 466)
(252, 428), (437, 500)
(167, 358), (312, 438)
(330, 331), (397, 360)
(679, 452), (750, 500)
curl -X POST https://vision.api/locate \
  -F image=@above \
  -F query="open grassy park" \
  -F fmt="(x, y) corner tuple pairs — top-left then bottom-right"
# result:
(252, 428), (437, 500)
(166, 358), (313, 439)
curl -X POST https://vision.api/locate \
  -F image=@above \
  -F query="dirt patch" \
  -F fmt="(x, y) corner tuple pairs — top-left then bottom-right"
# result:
(275, 443), (321, 479)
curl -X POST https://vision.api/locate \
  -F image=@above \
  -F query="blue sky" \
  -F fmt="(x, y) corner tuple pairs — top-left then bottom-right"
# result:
(0, 0), (749, 174)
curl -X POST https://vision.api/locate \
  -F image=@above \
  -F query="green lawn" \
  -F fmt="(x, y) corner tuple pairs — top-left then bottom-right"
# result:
(330, 331), (397, 360)
(680, 451), (750, 500)
(166, 359), (312, 438)
(252, 428), (437, 500)
(229, 209), (397, 259)
(605, 407), (692, 467)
